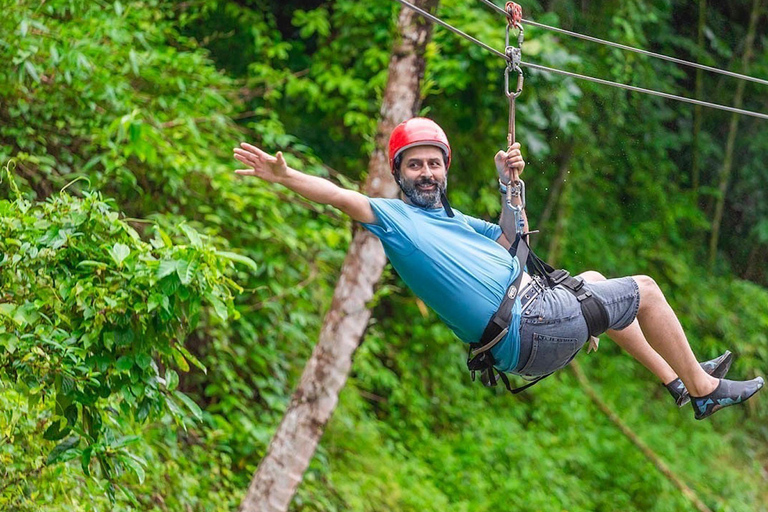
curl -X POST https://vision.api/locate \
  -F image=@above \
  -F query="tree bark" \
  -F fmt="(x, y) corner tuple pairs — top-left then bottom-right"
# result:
(708, 0), (763, 267)
(238, 2), (438, 511)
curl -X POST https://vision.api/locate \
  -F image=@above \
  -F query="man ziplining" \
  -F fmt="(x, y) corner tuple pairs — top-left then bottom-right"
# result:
(233, 117), (764, 420)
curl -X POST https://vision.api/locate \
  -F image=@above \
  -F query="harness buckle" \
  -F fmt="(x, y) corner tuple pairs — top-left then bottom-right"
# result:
(470, 327), (509, 358)
(550, 269), (570, 285)
(563, 276), (584, 291)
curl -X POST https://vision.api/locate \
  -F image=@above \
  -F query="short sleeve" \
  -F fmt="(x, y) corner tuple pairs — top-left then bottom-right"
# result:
(463, 213), (502, 241)
(361, 198), (417, 255)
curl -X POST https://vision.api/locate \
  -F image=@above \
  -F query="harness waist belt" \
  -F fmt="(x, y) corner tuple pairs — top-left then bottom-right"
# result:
(466, 236), (611, 395)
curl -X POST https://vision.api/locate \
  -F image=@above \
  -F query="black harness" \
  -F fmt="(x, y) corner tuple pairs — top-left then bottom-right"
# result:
(467, 233), (610, 394)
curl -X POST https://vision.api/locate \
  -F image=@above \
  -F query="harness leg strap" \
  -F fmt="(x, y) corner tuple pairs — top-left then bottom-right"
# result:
(560, 279), (610, 338)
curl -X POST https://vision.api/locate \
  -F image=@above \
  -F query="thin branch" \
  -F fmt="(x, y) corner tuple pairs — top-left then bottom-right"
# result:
(708, 0), (762, 266)
(159, 109), (263, 129)
(570, 361), (714, 512)
(358, 390), (387, 403)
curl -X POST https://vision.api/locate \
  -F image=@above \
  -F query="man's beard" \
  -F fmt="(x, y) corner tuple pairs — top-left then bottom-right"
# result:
(400, 174), (447, 208)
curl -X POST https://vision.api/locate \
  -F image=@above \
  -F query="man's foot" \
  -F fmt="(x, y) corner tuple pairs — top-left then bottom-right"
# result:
(691, 377), (764, 420)
(665, 351), (734, 407)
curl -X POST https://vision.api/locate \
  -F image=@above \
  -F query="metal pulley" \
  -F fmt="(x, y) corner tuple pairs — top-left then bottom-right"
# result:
(504, 1), (525, 104)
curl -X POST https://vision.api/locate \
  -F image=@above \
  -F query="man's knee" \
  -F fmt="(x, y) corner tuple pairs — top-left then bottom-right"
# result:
(634, 275), (666, 310)
(579, 270), (606, 283)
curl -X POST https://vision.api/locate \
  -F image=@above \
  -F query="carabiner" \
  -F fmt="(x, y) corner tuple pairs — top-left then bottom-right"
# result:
(505, 180), (527, 236)
(505, 62), (524, 99)
(504, 22), (524, 99)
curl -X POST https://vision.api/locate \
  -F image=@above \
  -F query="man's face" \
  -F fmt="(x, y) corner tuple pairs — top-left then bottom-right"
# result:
(398, 145), (448, 209)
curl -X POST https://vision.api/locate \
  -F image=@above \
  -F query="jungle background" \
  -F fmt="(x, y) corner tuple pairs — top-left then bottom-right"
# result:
(1, 0), (768, 510)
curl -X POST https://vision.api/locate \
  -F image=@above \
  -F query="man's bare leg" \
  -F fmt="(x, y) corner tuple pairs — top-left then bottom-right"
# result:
(631, 275), (718, 397)
(579, 271), (762, 417)
(578, 271), (677, 385)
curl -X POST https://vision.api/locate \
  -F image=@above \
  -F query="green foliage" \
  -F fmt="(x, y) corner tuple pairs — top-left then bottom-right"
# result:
(0, 0), (239, 211)
(1, 0), (768, 510)
(0, 165), (245, 504)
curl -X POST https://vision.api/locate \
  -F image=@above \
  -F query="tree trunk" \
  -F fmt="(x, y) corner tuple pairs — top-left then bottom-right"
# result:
(238, 2), (438, 511)
(534, 142), (574, 254)
(537, 142), (574, 233)
(690, 0), (706, 193)
(546, 161), (574, 266)
(708, 0), (762, 267)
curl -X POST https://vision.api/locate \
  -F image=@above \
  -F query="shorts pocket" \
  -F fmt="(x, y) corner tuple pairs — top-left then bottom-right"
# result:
(518, 332), (579, 377)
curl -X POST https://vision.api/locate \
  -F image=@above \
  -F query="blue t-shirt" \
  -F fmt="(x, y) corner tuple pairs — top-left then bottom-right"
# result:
(362, 198), (522, 372)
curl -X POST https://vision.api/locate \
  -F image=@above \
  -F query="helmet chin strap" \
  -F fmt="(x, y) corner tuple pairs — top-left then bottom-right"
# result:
(439, 189), (455, 217)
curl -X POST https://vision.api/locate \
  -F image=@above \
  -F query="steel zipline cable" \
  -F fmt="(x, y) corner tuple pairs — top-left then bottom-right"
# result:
(392, 0), (768, 121)
(477, 0), (768, 87)
(521, 62), (768, 120)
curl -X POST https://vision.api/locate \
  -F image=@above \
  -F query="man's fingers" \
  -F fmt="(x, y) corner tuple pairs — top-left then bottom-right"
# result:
(235, 169), (256, 175)
(234, 149), (263, 168)
(239, 142), (270, 158)
(233, 147), (260, 160)
(233, 152), (258, 168)
(238, 143), (283, 167)
(501, 142), (524, 178)
(240, 142), (280, 164)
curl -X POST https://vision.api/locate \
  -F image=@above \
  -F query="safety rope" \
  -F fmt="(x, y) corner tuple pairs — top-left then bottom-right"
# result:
(477, 0), (768, 87)
(392, 0), (768, 121)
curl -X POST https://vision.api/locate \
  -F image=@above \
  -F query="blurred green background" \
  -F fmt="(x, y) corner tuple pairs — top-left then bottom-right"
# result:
(1, 0), (766, 510)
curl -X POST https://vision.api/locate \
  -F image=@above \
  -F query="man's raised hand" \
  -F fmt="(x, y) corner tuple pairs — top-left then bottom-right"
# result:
(494, 142), (525, 185)
(233, 143), (289, 183)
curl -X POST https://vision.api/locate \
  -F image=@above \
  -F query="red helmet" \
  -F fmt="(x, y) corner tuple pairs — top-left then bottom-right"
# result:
(388, 118), (451, 173)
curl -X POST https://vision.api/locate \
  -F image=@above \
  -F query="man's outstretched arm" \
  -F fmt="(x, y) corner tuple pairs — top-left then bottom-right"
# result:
(233, 142), (376, 224)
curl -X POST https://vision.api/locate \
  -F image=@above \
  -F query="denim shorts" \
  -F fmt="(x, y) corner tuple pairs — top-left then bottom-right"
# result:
(512, 275), (640, 377)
